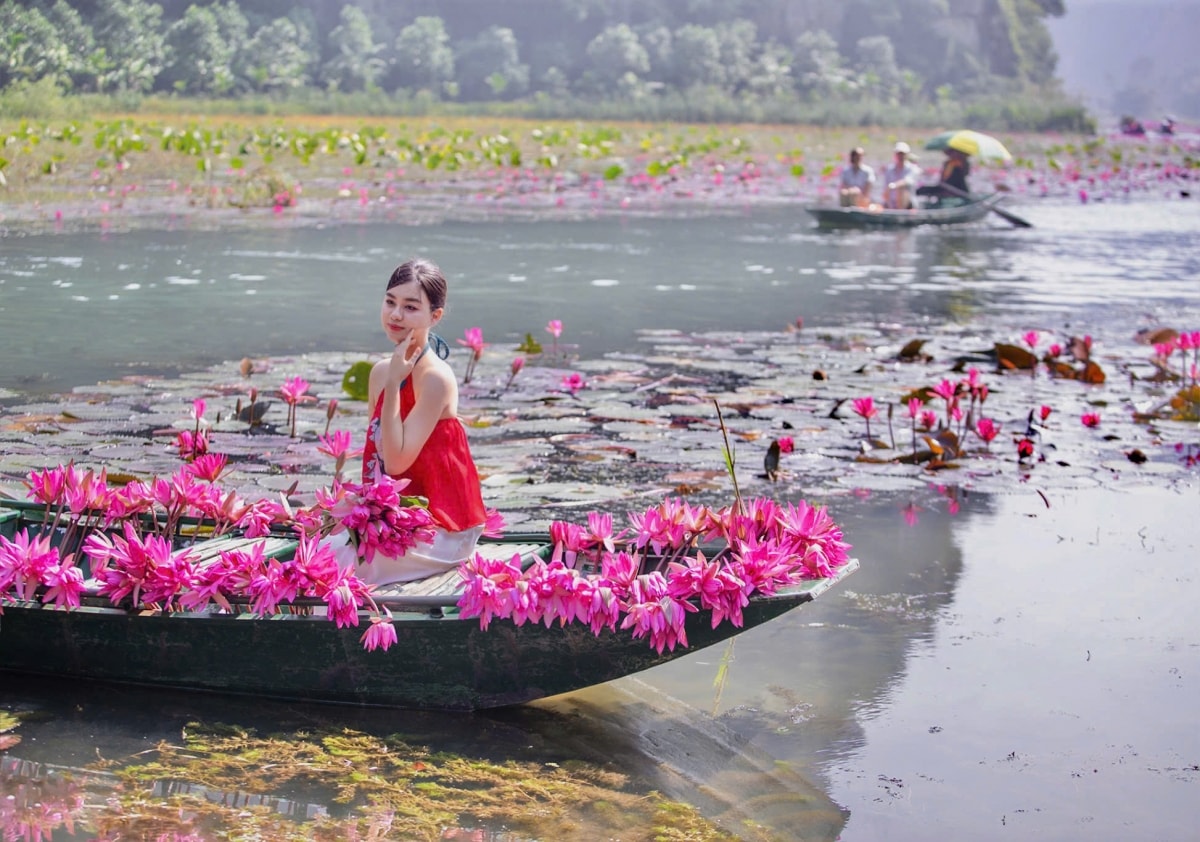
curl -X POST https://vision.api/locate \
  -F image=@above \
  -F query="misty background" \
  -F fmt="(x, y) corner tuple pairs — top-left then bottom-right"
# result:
(1049, 0), (1200, 121)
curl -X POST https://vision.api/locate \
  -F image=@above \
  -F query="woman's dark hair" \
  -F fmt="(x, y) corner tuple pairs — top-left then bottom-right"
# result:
(387, 258), (447, 310)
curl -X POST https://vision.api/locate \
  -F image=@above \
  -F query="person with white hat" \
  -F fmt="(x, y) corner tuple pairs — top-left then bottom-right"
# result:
(881, 141), (922, 210)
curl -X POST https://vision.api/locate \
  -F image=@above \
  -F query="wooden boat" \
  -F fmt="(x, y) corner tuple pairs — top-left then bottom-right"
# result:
(0, 503), (857, 710)
(804, 194), (1001, 229)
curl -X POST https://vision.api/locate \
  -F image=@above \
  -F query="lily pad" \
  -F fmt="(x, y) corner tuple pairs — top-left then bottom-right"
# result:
(341, 361), (373, 401)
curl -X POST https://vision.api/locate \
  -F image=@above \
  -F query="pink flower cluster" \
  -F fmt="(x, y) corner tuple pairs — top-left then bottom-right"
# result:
(457, 497), (851, 653)
(312, 474), (438, 567)
(22, 463), (292, 544)
(1, 463), (420, 652)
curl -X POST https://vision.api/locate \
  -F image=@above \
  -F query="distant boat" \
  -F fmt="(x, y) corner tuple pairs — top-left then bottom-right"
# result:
(804, 195), (1002, 229)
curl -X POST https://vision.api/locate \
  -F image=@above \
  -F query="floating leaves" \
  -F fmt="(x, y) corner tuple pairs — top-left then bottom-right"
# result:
(1168, 385), (1200, 422)
(995, 342), (1038, 371)
(897, 338), (932, 363)
(341, 361), (373, 401)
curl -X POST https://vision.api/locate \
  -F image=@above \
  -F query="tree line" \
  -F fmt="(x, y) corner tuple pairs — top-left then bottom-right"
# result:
(1, 0), (1082, 128)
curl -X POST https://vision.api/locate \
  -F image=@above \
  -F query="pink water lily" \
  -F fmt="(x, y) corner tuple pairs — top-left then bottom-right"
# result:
(318, 430), (356, 479)
(562, 372), (586, 395)
(0, 529), (60, 602)
(546, 319), (563, 353)
(851, 396), (879, 440)
(186, 453), (227, 482)
(279, 376), (311, 437)
(975, 417), (1001, 448)
(457, 327), (486, 382)
(504, 356), (525, 390)
(1081, 411), (1101, 428)
(361, 610), (398, 652)
(175, 428), (209, 460)
(481, 508), (507, 539)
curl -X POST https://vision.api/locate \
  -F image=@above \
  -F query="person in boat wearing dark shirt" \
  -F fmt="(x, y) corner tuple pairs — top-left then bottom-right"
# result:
(916, 148), (970, 205)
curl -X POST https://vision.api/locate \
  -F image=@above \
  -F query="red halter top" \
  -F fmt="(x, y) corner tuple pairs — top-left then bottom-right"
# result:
(361, 377), (486, 533)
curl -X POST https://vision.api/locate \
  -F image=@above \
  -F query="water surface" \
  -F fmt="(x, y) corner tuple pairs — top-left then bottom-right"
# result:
(4, 200), (1196, 396)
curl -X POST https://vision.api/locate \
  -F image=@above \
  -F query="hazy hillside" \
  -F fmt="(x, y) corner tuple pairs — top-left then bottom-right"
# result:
(1048, 0), (1200, 122)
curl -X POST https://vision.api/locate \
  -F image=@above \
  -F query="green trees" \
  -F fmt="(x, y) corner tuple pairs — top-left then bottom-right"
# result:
(455, 26), (529, 101)
(583, 24), (650, 96)
(92, 0), (168, 93)
(162, 5), (239, 95)
(0, 1), (1086, 128)
(0, 2), (68, 87)
(322, 5), (385, 93)
(244, 17), (312, 94)
(391, 15), (455, 96)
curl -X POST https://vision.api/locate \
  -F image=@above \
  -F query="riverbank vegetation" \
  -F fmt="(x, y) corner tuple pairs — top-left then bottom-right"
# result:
(0, 0), (1092, 132)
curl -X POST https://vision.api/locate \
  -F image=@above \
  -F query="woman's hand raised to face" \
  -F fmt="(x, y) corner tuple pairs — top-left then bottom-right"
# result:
(387, 331), (425, 390)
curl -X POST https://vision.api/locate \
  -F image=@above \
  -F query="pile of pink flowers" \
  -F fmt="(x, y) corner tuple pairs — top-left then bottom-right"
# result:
(457, 496), (851, 653)
(0, 464), (440, 652)
(310, 474), (437, 565)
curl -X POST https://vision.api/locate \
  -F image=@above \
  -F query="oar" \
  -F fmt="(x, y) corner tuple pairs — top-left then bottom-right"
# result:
(939, 183), (1033, 228)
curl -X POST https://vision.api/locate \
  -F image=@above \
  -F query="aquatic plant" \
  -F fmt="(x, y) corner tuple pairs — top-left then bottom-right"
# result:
(546, 318), (563, 355)
(851, 396), (879, 441)
(456, 326), (486, 383)
(279, 376), (312, 438)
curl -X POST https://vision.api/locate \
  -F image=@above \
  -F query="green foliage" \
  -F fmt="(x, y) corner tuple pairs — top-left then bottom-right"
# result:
(0, 3), (1092, 131)
(516, 334), (543, 354)
(455, 26), (529, 102)
(321, 6), (385, 94)
(0, 77), (85, 119)
(963, 91), (1096, 133)
(391, 16), (455, 96)
(341, 361), (373, 401)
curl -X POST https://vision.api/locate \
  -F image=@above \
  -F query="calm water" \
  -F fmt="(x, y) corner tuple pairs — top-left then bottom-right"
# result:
(4, 200), (1197, 397)
(2, 200), (1199, 840)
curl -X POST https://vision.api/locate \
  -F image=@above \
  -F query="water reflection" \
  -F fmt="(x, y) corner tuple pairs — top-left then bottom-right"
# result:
(1, 672), (845, 840)
(625, 488), (977, 784)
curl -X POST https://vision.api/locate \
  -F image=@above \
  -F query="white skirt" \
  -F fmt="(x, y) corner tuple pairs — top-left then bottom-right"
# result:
(328, 526), (483, 587)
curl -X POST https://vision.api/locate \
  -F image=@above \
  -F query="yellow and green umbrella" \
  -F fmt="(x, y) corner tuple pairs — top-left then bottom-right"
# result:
(924, 130), (1013, 163)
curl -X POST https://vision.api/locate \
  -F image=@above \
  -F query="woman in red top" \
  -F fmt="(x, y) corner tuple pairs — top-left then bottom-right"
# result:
(343, 258), (486, 585)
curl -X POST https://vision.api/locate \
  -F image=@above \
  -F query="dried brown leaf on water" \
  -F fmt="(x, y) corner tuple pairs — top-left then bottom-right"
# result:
(1046, 359), (1079, 379)
(995, 343), (1038, 371)
(1134, 327), (1178, 346)
(897, 339), (932, 362)
(1080, 360), (1107, 384)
